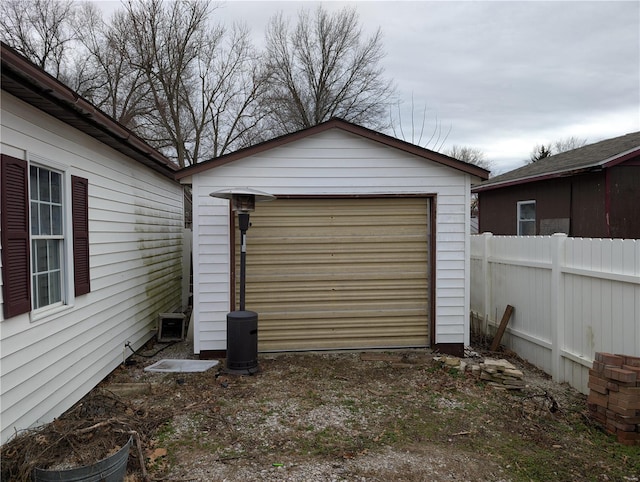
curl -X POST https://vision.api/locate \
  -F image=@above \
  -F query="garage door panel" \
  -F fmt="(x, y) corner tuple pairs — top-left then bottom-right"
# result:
(250, 278), (425, 291)
(260, 324), (428, 351)
(248, 269), (427, 284)
(261, 324), (427, 339)
(254, 226), (426, 239)
(249, 252), (427, 268)
(258, 316), (426, 344)
(248, 279), (426, 305)
(236, 197), (430, 351)
(249, 289), (428, 304)
(252, 241), (427, 257)
(250, 301), (428, 316)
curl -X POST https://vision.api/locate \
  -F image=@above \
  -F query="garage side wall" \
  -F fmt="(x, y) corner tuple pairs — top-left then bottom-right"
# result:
(192, 129), (471, 352)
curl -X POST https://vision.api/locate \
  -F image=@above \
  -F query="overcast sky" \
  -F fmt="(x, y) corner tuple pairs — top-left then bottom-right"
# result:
(96, 1), (640, 174)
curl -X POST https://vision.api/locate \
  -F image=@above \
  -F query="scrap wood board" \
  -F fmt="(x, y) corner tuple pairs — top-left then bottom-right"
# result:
(490, 305), (514, 352)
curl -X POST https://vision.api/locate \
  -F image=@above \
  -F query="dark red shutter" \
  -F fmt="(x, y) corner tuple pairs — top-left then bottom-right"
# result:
(1, 154), (32, 318)
(72, 175), (90, 296)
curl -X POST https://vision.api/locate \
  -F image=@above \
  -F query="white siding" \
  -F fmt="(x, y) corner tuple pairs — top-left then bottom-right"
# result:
(0, 92), (184, 443)
(191, 129), (472, 352)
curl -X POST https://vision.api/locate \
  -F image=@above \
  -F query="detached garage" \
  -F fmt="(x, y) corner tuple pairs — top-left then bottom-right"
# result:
(177, 118), (488, 356)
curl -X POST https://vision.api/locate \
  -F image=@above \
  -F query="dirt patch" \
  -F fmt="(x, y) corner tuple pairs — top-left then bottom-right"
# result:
(2, 340), (639, 481)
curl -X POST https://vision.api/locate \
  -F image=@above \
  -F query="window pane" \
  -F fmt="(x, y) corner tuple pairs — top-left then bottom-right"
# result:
(30, 166), (38, 200)
(520, 203), (535, 220)
(52, 205), (62, 235)
(40, 203), (51, 234)
(49, 271), (61, 304)
(32, 275), (39, 309)
(51, 172), (61, 203)
(31, 201), (40, 235)
(520, 221), (535, 236)
(49, 240), (60, 270)
(36, 273), (49, 308)
(33, 240), (46, 272)
(39, 169), (50, 202)
(31, 240), (37, 272)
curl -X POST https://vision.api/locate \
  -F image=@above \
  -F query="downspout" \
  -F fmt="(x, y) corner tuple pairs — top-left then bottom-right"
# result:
(568, 182), (573, 236)
(605, 168), (611, 237)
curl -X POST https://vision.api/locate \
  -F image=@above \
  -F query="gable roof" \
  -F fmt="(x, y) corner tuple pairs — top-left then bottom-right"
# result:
(474, 131), (640, 193)
(175, 117), (490, 181)
(1, 42), (178, 178)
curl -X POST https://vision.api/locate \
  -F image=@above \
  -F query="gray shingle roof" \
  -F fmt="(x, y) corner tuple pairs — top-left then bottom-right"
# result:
(474, 131), (640, 192)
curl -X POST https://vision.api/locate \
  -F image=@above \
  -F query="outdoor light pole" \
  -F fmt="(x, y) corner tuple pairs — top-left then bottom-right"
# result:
(209, 188), (275, 375)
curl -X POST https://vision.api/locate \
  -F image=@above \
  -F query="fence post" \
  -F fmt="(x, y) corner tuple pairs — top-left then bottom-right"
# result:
(551, 233), (567, 383)
(481, 232), (493, 334)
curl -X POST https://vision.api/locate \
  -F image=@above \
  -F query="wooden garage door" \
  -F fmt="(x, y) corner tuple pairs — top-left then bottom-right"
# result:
(235, 197), (430, 351)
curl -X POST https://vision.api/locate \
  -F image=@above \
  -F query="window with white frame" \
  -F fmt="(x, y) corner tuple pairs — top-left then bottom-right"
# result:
(1, 154), (90, 320)
(517, 200), (536, 235)
(30, 165), (65, 309)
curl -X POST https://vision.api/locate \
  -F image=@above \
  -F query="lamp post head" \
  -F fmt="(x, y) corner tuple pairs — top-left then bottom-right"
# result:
(209, 188), (276, 213)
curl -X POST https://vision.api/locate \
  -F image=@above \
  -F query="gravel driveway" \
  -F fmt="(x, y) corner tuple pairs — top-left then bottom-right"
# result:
(3, 340), (639, 481)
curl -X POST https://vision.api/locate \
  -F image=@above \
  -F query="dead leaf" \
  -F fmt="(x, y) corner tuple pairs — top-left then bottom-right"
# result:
(147, 447), (167, 463)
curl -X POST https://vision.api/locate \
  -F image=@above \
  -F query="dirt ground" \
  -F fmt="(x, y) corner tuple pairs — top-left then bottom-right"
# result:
(2, 338), (640, 482)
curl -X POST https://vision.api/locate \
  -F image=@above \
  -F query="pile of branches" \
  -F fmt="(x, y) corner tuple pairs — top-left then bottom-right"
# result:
(0, 390), (172, 481)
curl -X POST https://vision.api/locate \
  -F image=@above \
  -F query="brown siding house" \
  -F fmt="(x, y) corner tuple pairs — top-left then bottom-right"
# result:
(473, 132), (640, 239)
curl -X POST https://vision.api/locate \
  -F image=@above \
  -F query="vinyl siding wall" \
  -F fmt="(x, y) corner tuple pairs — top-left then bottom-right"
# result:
(0, 92), (184, 444)
(190, 129), (472, 353)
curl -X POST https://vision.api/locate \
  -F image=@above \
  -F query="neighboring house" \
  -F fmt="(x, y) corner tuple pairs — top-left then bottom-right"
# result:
(0, 43), (185, 443)
(176, 119), (489, 358)
(473, 132), (640, 238)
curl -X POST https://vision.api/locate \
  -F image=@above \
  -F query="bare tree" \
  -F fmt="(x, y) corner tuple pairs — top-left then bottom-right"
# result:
(199, 23), (272, 158)
(389, 97), (451, 151)
(120, 0), (211, 166)
(529, 136), (587, 163)
(552, 136), (588, 153)
(72, 3), (152, 127)
(444, 145), (492, 219)
(446, 145), (493, 171)
(0, 0), (155, 128)
(443, 144), (491, 217)
(263, 6), (395, 136)
(2, 0), (270, 167)
(0, 0), (76, 78)
(121, 0), (269, 166)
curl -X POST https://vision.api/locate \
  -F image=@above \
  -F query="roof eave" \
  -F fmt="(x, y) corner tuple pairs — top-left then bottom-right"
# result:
(473, 145), (640, 193)
(472, 165), (602, 193)
(1, 42), (178, 179)
(176, 118), (490, 181)
(600, 147), (640, 168)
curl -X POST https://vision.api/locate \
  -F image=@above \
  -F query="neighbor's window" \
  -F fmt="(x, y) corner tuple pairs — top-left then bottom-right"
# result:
(517, 200), (536, 236)
(30, 165), (64, 310)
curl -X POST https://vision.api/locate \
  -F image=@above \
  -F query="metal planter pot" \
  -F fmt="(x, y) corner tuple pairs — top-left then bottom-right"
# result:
(32, 436), (132, 482)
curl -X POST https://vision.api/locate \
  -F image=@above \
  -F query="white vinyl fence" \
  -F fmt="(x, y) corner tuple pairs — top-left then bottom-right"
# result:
(470, 233), (640, 394)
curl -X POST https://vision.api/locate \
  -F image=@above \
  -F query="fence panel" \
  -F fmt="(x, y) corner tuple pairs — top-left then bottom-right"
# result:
(471, 233), (640, 394)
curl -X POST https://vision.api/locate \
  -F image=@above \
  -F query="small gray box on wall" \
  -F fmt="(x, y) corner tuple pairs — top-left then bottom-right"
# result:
(157, 313), (186, 342)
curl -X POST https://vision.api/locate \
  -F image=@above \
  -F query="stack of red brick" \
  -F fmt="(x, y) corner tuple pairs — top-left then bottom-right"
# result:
(587, 352), (640, 445)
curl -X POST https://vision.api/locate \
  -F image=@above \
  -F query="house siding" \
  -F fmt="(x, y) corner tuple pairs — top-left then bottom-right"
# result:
(478, 159), (640, 239)
(190, 129), (472, 353)
(0, 92), (184, 444)
(479, 177), (573, 236)
(609, 164), (640, 238)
